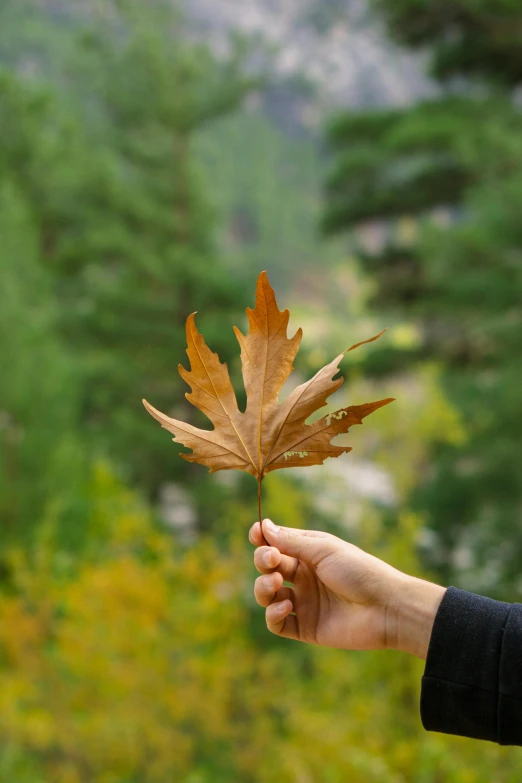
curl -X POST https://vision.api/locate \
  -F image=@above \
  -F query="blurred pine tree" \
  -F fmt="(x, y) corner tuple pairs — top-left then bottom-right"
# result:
(0, 1), (259, 542)
(44, 0), (257, 499)
(323, 2), (522, 597)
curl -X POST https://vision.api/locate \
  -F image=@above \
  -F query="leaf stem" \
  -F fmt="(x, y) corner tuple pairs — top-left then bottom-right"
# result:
(257, 476), (263, 524)
(257, 476), (268, 545)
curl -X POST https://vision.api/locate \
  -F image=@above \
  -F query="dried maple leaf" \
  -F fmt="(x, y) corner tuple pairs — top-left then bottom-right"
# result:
(143, 271), (394, 520)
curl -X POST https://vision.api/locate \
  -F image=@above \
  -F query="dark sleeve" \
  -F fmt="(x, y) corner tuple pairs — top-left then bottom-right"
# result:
(420, 586), (522, 745)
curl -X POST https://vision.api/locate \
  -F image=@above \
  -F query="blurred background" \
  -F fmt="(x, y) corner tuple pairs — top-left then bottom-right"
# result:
(1, 0), (522, 780)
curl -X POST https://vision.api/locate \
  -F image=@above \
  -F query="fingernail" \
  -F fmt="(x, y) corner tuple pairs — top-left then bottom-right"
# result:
(262, 575), (273, 589)
(263, 550), (273, 567)
(274, 600), (287, 615)
(264, 519), (279, 534)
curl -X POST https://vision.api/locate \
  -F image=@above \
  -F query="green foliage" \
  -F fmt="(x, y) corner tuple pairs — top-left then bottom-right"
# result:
(371, 0), (522, 84)
(323, 96), (483, 231)
(324, 5), (522, 597)
(0, 180), (88, 551)
(0, 0), (260, 544)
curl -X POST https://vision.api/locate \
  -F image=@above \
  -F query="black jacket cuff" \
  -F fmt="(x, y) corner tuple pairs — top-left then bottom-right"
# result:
(420, 586), (522, 745)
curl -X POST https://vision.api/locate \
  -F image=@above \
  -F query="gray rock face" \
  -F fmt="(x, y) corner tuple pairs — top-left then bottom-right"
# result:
(184, 0), (433, 109)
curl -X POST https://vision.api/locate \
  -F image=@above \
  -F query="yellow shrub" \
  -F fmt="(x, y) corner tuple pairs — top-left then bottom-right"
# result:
(0, 467), (521, 781)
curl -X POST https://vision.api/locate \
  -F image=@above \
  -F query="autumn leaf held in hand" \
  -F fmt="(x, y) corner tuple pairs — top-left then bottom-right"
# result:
(143, 271), (394, 520)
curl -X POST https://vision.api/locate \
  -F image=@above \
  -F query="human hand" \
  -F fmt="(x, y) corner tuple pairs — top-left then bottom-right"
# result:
(249, 519), (446, 659)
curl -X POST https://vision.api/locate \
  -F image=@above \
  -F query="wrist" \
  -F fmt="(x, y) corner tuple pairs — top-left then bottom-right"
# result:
(387, 574), (446, 659)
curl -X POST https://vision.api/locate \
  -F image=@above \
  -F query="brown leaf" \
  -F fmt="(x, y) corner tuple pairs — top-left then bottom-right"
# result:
(143, 271), (394, 483)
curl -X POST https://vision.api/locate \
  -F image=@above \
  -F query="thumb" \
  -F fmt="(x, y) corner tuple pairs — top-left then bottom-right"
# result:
(261, 519), (336, 565)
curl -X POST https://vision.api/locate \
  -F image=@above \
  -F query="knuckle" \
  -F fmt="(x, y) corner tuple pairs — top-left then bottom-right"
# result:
(265, 612), (279, 634)
(253, 546), (268, 568)
(254, 576), (275, 607)
(261, 574), (274, 590)
(256, 574), (270, 591)
(254, 546), (276, 572)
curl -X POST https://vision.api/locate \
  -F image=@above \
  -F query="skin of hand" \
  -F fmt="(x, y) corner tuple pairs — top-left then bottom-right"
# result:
(249, 519), (446, 660)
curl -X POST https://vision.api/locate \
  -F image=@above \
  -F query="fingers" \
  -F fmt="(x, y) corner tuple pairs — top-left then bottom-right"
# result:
(254, 573), (294, 608)
(254, 572), (283, 607)
(260, 518), (335, 565)
(249, 522), (302, 641)
(248, 521), (267, 546)
(248, 520), (267, 547)
(253, 545), (298, 582)
(266, 600), (299, 640)
(249, 518), (334, 579)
